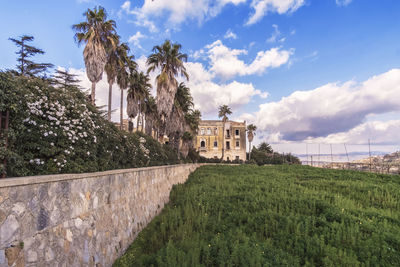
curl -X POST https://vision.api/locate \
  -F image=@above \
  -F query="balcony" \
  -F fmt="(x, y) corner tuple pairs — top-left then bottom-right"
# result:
(199, 147), (207, 152)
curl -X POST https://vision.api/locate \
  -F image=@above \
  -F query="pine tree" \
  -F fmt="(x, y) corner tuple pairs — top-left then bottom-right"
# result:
(9, 35), (53, 76)
(52, 69), (81, 87)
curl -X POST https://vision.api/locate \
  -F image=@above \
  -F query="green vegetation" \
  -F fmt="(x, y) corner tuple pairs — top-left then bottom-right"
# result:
(0, 71), (179, 177)
(250, 142), (301, 165)
(114, 165), (400, 266)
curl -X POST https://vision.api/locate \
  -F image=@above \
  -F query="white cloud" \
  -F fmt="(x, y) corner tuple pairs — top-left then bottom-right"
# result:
(121, 1), (158, 32)
(224, 29), (238, 40)
(206, 40), (293, 80)
(68, 67), (128, 122)
(128, 31), (146, 48)
(246, 0), (305, 25)
(336, 0), (353, 7)
(313, 120), (400, 145)
(253, 69), (400, 143)
(185, 62), (268, 115)
(120, 0), (246, 31)
(267, 24), (281, 43)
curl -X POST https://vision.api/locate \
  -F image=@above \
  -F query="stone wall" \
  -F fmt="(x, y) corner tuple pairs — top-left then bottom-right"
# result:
(0, 164), (202, 267)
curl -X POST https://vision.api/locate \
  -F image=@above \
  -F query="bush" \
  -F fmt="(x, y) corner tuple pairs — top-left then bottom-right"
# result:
(250, 143), (301, 166)
(0, 71), (179, 177)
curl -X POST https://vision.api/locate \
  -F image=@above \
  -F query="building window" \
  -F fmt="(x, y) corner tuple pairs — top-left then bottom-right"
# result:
(236, 156), (240, 160)
(214, 141), (218, 147)
(226, 141), (230, 150)
(226, 129), (230, 137)
(201, 128), (205, 135)
(207, 128), (211, 135)
(235, 129), (239, 136)
(200, 141), (206, 147)
(236, 141), (240, 147)
(214, 128), (218, 135)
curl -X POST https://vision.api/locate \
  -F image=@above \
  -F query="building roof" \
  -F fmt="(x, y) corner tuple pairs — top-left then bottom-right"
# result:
(199, 120), (246, 126)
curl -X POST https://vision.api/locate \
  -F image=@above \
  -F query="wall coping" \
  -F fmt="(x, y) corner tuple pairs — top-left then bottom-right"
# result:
(0, 164), (203, 188)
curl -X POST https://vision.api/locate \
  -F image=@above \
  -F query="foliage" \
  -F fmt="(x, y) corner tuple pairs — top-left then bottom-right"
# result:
(52, 69), (81, 87)
(147, 40), (188, 134)
(114, 165), (400, 267)
(246, 123), (257, 143)
(72, 6), (118, 104)
(257, 142), (273, 153)
(218, 105), (232, 122)
(9, 35), (53, 76)
(0, 71), (178, 177)
(249, 142), (301, 165)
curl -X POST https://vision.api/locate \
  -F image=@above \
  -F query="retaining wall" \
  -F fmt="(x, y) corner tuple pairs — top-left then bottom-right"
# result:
(0, 164), (202, 267)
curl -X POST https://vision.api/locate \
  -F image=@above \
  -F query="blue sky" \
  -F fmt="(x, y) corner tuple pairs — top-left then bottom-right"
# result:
(1, 0), (400, 158)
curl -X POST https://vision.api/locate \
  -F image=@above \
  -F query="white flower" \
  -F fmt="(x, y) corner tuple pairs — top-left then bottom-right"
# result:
(87, 151), (90, 156)
(50, 142), (54, 146)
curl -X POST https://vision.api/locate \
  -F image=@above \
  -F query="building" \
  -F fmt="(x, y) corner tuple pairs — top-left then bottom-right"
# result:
(114, 119), (144, 133)
(195, 120), (246, 161)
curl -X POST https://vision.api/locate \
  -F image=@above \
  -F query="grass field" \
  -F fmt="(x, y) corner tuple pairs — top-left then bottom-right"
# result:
(114, 165), (400, 266)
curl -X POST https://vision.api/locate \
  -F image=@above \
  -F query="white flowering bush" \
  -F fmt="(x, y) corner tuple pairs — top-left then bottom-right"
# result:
(0, 71), (178, 177)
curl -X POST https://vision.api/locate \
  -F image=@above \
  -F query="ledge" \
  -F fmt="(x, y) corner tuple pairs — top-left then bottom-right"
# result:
(0, 164), (203, 188)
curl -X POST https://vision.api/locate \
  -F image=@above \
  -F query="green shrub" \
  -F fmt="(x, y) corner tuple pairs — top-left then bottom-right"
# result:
(0, 71), (179, 177)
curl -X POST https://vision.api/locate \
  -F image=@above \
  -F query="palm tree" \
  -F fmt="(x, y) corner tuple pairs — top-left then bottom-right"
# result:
(144, 96), (158, 137)
(147, 40), (188, 139)
(247, 124), (257, 160)
(165, 82), (193, 155)
(73, 6), (117, 105)
(127, 71), (151, 132)
(181, 109), (201, 157)
(116, 44), (135, 130)
(218, 105), (232, 161)
(104, 35), (121, 121)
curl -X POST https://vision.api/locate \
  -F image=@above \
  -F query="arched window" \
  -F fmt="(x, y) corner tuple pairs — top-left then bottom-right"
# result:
(200, 141), (206, 147)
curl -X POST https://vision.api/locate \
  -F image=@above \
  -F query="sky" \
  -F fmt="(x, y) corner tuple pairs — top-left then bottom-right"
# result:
(1, 0), (400, 160)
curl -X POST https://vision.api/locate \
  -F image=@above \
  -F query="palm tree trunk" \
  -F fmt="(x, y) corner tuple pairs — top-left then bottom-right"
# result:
(141, 114), (144, 132)
(137, 113), (140, 132)
(91, 82), (96, 105)
(137, 102), (141, 132)
(120, 89), (123, 130)
(108, 83), (112, 121)
(249, 141), (252, 160)
(221, 123), (225, 162)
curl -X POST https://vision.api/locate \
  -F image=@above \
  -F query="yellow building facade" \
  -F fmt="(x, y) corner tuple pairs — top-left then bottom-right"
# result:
(195, 120), (247, 161)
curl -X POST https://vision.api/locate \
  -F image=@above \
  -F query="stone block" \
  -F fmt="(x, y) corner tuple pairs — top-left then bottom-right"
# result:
(5, 246), (21, 266)
(0, 215), (19, 246)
